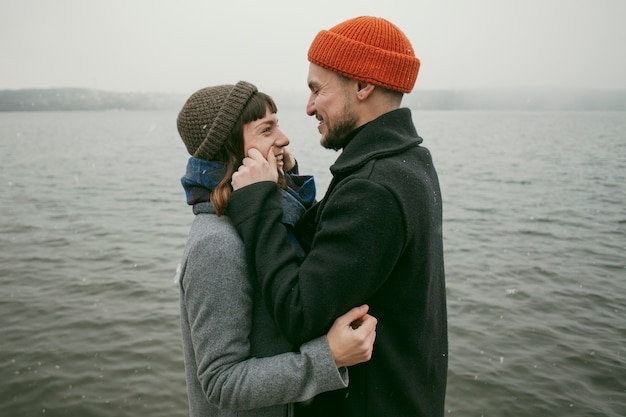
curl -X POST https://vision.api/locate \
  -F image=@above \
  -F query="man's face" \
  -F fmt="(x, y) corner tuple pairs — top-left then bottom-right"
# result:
(306, 63), (359, 150)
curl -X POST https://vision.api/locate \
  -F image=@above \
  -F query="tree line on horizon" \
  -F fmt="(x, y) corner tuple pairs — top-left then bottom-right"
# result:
(0, 88), (187, 112)
(1, 87), (625, 111)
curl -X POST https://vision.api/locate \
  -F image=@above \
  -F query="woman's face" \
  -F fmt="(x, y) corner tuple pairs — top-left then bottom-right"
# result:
(242, 106), (290, 172)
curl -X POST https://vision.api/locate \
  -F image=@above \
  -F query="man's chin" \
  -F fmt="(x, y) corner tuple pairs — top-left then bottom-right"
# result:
(320, 132), (335, 150)
(321, 135), (344, 151)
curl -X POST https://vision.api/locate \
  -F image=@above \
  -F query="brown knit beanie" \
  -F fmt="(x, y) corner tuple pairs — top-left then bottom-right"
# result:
(307, 16), (420, 93)
(177, 81), (258, 160)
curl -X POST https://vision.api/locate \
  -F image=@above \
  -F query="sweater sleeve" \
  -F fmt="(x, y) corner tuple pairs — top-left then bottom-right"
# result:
(229, 179), (405, 343)
(180, 224), (348, 411)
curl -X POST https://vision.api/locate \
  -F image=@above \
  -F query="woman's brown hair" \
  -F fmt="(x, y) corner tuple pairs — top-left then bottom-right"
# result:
(211, 91), (280, 216)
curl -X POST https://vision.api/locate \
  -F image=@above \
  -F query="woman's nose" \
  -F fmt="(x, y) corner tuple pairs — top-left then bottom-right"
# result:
(274, 128), (290, 147)
(274, 129), (289, 147)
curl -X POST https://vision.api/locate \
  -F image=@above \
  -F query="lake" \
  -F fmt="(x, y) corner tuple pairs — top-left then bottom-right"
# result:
(1, 108), (624, 416)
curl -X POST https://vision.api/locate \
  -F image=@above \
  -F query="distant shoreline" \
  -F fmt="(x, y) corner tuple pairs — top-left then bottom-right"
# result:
(1, 87), (625, 112)
(0, 88), (187, 112)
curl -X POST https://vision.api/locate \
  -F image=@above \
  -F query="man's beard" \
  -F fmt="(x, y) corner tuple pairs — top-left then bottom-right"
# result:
(321, 106), (359, 151)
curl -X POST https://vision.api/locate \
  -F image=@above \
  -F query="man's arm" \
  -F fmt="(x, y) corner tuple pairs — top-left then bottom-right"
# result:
(229, 178), (404, 343)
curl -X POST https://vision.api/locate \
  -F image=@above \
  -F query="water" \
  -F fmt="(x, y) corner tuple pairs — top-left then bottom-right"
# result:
(1, 109), (624, 416)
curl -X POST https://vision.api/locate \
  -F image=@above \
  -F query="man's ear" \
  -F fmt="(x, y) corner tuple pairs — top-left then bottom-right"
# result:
(356, 82), (375, 99)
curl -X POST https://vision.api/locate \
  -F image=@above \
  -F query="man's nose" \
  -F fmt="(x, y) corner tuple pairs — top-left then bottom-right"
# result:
(306, 95), (315, 116)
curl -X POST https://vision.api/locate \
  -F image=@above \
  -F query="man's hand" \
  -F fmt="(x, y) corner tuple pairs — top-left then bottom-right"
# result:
(232, 147), (279, 190)
(327, 305), (377, 368)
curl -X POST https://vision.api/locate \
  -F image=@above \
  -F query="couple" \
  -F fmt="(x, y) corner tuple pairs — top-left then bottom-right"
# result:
(175, 16), (448, 417)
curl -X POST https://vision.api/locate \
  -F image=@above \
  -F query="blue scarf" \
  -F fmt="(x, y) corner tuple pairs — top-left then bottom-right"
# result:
(180, 156), (316, 229)
(181, 157), (225, 206)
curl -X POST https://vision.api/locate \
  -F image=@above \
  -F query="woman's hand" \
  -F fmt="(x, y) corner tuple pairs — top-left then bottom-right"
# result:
(282, 147), (296, 173)
(326, 305), (377, 368)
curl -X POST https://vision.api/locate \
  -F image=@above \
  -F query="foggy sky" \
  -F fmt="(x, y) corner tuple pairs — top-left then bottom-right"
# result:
(2, 0), (625, 96)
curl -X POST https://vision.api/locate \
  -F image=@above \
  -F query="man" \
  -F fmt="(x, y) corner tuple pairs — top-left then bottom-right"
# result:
(230, 16), (447, 417)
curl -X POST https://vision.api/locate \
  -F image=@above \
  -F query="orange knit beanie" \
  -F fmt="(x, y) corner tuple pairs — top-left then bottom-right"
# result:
(307, 16), (420, 93)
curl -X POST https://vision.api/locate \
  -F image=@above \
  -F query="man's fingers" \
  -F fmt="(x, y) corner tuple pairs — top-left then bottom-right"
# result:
(232, 147), (280, 190)
(246, 147), (264, 161)
(266, 146), (278, 172)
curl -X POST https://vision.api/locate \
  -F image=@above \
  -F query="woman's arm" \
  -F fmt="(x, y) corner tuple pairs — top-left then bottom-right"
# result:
(180, 219), (375, 410)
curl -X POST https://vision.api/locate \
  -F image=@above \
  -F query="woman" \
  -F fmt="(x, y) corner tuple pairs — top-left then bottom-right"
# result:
(175, 81), (377, 417)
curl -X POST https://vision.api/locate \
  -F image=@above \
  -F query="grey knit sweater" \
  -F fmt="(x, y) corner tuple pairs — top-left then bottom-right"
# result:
(177, 203), (348, 417)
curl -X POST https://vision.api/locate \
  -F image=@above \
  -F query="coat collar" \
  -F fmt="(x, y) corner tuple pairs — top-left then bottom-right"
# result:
(330, 108), (422, 175)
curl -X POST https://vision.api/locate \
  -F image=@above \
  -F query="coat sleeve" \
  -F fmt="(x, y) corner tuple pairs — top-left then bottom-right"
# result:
(229, 178), (405, 343)
(180, 226), (348, 411)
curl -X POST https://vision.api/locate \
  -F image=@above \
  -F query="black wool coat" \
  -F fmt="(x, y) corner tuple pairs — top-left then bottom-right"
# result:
(229, 108), (448, 417)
